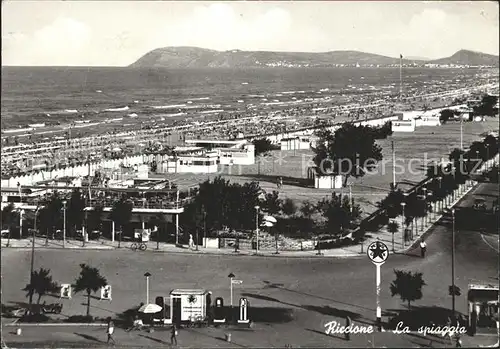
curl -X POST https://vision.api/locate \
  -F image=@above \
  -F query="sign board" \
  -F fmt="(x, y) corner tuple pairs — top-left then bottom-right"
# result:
(231, 280), (243, 285)
(100, 285), (112, 301)
(180, 293), (204, 321)
(367, 241), (389, 264)
(60, 284), (72, 299)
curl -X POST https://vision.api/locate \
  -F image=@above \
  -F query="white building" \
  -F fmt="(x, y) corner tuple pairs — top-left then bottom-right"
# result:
(280, 136), (314, 151)
(184, 139), (255, 165)
(391, 119), (416, 132)
(159, 152), (219, 174)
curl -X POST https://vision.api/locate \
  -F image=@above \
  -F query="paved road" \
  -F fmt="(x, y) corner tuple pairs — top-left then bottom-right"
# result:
(2, 183), (498, 348)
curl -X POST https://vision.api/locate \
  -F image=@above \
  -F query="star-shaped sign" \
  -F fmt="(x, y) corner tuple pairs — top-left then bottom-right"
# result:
(188, 295), (197, 304)
(367, 241), (389, 264)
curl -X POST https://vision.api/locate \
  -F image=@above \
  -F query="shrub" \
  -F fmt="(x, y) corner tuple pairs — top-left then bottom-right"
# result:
(20, 313), (50, 323)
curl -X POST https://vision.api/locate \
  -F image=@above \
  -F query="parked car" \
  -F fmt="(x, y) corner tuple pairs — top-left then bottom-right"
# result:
(1, 229), (10, 238)
(473, 198), (487, 211)
(76, 230), (102, 240)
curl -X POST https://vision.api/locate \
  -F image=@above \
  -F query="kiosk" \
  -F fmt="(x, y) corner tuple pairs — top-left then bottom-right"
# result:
(467, 283), (499, 335)
(169, 289), (209, 325)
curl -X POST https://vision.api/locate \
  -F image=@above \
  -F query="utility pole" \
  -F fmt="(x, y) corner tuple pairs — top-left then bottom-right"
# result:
(399, 54), (403, 100)
(392, 141), (396, 190)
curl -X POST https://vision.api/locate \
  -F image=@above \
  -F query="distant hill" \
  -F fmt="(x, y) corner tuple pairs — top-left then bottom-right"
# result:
(129, 47), (499, 68)
(428, 50), (499, 67)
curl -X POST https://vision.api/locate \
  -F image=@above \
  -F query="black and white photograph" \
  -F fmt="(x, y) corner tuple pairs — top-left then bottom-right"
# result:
(1, 1), (499, 348)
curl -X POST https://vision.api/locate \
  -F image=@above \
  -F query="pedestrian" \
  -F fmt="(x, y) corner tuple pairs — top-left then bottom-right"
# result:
(279, 177), (283, 188)
(189, 234), (194, 249)
(455, 335), (462, 348)
(170, 324), (178, 346)
(106, 319), (116, 346)
(419, 238), (427, 258)
(345, 316), (352, 341)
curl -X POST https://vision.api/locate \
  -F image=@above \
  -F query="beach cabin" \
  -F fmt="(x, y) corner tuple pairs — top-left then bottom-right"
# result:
(307, 167), (344, 189)
(168, 289), (210, 325)
(280, 137), (312, 151)
(467, 283), (499, 334)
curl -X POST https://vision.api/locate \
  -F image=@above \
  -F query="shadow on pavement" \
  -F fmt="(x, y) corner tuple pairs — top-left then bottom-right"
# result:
(305, 328), (347, 341)
(385, 305), (466, 331)
(137, 333), (168, 345)
(74, 332), (103, 343)
(241, 292), (370, 326)
(261, 280), (375, 312)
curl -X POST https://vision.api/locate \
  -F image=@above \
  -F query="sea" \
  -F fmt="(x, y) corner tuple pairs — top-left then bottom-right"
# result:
(0, 66), (491, 129)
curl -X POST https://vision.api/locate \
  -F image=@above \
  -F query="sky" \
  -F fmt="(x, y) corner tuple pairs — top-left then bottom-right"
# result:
(2, 1), (499, 66)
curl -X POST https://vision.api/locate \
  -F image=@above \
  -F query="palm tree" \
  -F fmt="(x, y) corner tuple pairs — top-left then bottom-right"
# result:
(2, 203), (19, 247)
(73, 263), (108, 317)
(23, 268), (59, 305)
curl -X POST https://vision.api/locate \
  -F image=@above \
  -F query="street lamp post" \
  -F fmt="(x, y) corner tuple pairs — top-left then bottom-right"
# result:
(422, 188), (427, 228)
(254, 206), (260, 254)
(228, 272), (235, 323)
(437, 176), (442, 212)
(27, 207), (38, 308)
(400, 202), (406, 248)
(203, 208), (207, 248)
(427, 193), (433, 224)
(144, 272), (151, 304)
(19, 209), (25, 240)
(62, 200), (67, 248)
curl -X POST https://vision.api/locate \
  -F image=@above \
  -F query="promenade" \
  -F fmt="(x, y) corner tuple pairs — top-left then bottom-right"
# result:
(0, 178), (486, 259)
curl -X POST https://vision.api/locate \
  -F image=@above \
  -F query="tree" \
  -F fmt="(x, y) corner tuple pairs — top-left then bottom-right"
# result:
(183, 177), (262, 233)
(253, 138), (276, 175)
(253, 138), (276, 156)
(281, 198), (297, 216)
(73, 263), (108, 317)
(387, 221), (399, 252)
(87, 204), (104, 233)
(390, 270), (426, 309)
(262, 190), (282, 216)
(378, 190), (404, 218)
(439, 109), (455, 124)
(109, 197), (133, 248)
(317, 193), (361, 235)
(299, 200), (316, 236)
(67, 189), (86, 238)
(312, 123), (383, 186)
(22, 268), (59, 305)
(473, 94), (498, 117)
(44, 192), (63, 239)
(2, 203), (19, 247)
(483, 135), (498, 160)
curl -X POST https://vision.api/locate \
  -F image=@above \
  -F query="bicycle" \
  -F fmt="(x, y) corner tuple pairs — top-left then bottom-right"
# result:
(131, 242), (147, 251)
(186, 315), (206, 328)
